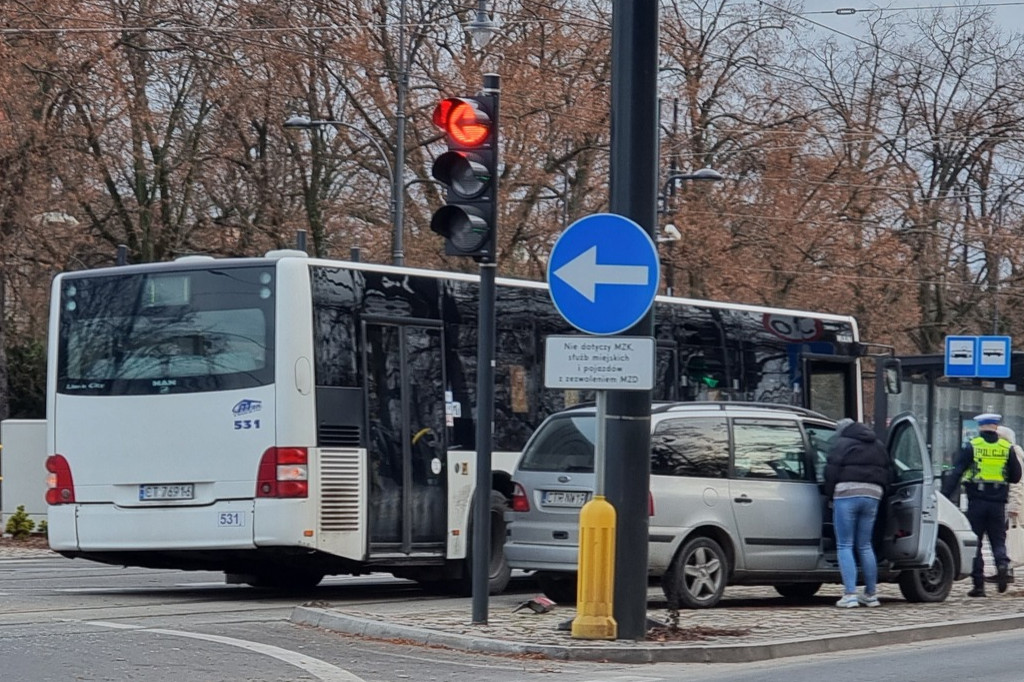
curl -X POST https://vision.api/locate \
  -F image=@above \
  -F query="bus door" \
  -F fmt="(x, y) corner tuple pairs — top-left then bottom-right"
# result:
(364, 320), (447, 557)
(801, 354), (859, 421)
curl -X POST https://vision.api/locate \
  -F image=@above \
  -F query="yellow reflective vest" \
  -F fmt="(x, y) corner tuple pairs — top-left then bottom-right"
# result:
(963, 436), (1013, 484)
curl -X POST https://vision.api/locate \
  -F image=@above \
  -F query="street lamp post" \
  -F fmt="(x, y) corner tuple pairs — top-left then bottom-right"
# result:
(659, 167), (723, 212)
(394, 0), (408, 267)
(284, 115), (397, 260)
(658, 168), (723, 297)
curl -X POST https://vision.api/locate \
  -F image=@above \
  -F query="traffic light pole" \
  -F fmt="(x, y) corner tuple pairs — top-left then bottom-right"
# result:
(472, 72), (500, 625)
(606, 1), (659, 640)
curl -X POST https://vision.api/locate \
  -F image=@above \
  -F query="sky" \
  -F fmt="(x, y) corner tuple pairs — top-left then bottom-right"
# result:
(801, 1), (1024, 36)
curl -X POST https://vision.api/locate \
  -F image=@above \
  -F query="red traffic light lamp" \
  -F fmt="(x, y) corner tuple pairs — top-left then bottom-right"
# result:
(433, 98), (492, 147)
(429, 94), (498, 260)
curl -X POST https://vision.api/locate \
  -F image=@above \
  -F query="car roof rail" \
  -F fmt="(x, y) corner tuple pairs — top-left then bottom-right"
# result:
(553, 400), (833, 422)
(658, 401), (832, 420)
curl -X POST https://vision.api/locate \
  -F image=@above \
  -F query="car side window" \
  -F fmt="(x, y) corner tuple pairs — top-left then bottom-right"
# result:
(732, 418), (808, 481)
(651, 416), (729, 478)
(889, 420), (925, 484)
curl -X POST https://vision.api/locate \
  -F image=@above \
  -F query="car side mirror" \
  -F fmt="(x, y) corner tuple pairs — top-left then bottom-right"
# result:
(882, 358), (902, 395)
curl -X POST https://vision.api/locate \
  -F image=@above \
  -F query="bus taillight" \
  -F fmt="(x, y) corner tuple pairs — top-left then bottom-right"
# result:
(45, 454), (76, 505)
(510, 482), (530, 512)
(256, 447), (308, 498)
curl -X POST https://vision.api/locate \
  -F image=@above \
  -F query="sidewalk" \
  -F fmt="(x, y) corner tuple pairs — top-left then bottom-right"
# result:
(291, 579), (1024, 663)
(0, 540), (55, 560)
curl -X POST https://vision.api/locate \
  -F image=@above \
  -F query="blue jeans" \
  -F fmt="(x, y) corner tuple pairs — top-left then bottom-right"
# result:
(833, 495), (880, 594)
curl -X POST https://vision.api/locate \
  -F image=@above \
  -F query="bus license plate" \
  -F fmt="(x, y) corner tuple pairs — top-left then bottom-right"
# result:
(542, 491), (589, 507)
(139, 484), (194, 501)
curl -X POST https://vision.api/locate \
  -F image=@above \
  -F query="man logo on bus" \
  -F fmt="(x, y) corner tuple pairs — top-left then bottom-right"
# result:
(232, 399), (262, 416)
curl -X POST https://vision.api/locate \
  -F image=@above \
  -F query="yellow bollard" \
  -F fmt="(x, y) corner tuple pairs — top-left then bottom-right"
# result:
(572, 494), (617, 640)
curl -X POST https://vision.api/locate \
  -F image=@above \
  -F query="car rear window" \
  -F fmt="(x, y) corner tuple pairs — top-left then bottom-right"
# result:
(518, 414), (596, 472)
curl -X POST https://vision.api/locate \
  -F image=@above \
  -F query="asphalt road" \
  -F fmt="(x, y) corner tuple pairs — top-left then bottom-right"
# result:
(4, 552), (1024, 681)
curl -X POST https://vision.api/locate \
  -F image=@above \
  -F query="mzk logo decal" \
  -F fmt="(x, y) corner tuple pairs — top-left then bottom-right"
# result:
(232, 399), (262, 416)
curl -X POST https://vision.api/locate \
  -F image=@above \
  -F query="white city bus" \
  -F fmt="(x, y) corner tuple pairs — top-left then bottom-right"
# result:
(45, 250), (866, 591)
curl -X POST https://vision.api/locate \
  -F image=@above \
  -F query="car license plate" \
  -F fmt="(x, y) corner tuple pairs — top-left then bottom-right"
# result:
(542, 490), (590, 507)
(139, 483), (194, 501)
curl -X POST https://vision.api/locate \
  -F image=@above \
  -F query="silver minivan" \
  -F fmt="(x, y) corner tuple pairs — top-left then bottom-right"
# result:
(505, 402), (974, 608)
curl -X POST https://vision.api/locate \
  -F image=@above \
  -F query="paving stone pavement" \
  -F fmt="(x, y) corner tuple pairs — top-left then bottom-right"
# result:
(291, 578), (1024, 663)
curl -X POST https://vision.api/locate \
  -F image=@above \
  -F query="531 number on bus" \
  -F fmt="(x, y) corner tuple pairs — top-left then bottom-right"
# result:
(234, 419), (261, 430)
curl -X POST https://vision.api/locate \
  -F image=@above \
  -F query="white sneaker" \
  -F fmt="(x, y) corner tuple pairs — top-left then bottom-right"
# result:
(858, 593), (881, 607)
(835, 593), (859, 608)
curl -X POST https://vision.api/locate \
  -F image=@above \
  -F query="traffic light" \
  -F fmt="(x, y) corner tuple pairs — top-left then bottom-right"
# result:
(430, 95), (498, 261)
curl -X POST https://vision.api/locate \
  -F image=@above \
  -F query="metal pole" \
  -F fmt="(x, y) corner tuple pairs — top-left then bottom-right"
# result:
(472, 72), (500, 625)
(873, 358), (887, 440)
(393, 0), (407, 266)
(606, 0), (658, 641)
(562, 140), (571, 229)
(472, 261), (497, 624)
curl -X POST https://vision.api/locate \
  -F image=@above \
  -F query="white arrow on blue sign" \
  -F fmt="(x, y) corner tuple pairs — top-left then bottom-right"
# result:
(547, 213), (660, 335)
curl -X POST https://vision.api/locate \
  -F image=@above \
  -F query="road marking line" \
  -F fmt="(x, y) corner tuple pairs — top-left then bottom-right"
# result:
(87, 620), (365, 682)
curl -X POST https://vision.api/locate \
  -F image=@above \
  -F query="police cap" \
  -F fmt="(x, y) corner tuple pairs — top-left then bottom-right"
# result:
(975, 413), (1002, 426)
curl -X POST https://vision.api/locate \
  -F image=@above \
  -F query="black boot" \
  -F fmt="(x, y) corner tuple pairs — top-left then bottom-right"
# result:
(997, 565), (1010, 593)
(968, 585), (987, 598)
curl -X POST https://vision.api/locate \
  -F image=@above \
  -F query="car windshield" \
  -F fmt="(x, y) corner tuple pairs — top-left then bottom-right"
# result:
(518, 414), (597, 472)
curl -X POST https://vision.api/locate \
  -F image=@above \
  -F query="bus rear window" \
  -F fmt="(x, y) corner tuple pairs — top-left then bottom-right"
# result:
(58, 266), (275, 395)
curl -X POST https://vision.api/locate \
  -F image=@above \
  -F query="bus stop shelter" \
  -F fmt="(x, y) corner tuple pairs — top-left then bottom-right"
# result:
(885, 353), (1024, 470)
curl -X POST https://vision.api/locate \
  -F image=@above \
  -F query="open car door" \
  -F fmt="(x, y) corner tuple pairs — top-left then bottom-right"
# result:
(881, 412), (938, 567)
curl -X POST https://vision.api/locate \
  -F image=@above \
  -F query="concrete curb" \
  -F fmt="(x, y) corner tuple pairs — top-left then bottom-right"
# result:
(290, 606), (1024, 663)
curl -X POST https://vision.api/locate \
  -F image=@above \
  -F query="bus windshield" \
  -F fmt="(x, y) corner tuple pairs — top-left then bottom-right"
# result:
(57, 265), (275, 395)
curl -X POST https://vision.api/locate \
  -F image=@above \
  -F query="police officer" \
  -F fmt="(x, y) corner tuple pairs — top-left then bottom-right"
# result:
(942, 413), (1023, 596)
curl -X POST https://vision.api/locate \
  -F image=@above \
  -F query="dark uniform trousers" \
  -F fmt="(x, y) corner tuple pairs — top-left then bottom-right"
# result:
(967, 495), (1009, 587)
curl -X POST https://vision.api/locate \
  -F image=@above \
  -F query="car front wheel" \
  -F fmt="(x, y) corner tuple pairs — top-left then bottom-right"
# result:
(898, 537), (955, 603)
(662, 536), (728, 609)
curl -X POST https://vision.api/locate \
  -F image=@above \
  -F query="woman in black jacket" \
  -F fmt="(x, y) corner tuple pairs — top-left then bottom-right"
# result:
(824, 419), (892, 608)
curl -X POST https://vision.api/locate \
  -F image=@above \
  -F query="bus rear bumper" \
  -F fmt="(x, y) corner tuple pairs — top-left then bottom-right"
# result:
(54, 501), (258, 551)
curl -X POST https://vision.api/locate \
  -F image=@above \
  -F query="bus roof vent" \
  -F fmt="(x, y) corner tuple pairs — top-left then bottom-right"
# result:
(174, 254), (216, 263)
(264, 249), (309, 260)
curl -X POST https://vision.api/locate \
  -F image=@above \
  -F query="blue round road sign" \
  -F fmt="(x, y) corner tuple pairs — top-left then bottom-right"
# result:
(547, 213), (660, 335)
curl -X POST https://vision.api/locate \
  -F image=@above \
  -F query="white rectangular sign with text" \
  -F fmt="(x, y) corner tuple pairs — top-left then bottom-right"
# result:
(544, 335), (654, 390)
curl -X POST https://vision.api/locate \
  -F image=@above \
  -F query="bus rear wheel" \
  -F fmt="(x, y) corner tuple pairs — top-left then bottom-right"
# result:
(426, 490), (510, 595)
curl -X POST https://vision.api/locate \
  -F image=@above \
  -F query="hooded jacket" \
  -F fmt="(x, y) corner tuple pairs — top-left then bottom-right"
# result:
(823, 420), (892, 499)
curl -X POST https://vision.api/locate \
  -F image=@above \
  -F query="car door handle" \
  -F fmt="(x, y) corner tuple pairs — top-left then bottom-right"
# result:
(733, 496), (753, 504)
